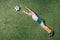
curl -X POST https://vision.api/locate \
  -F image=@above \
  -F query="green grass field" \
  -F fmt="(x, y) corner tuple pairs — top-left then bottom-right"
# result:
(0, 0), (60, 40)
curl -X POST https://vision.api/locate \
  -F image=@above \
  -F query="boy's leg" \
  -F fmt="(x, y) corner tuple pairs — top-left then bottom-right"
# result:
(37, 18), (54, 37)
(43, 26), (54, 37)
(40, 22), (52, 33)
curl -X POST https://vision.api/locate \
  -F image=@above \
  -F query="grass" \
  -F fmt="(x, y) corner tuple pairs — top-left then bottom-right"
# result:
(0, 0), (60, 40)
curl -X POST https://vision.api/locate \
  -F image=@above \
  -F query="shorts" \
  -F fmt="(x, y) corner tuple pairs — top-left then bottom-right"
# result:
(37, 17), (43, 24)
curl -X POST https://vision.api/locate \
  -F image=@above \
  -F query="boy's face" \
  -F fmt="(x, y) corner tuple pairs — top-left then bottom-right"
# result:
(29, 13), (32, 16)
(28, 11), (34, 16)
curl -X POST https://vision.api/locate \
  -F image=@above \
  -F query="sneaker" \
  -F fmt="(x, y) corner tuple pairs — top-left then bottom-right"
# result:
(48, 31), (54, 37)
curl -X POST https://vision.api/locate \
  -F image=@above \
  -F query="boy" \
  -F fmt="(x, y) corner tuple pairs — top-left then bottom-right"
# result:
(22, 7), (54, 37)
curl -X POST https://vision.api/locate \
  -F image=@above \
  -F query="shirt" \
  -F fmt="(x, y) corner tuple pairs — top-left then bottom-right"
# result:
(32, 13), (38, 21)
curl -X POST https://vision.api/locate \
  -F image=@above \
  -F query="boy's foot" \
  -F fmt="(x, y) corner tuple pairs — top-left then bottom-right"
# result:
(48, 31), (54, 37)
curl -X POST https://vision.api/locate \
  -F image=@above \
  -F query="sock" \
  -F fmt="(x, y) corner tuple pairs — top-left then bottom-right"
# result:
(44, 26), (52, 33)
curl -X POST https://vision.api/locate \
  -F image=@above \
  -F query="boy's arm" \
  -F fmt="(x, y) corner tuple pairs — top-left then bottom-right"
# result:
(25, 6), (32, 11)
(22, 7), (35, 16)
(25, 6), (34, 14)
(22, 10), (29, 15)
